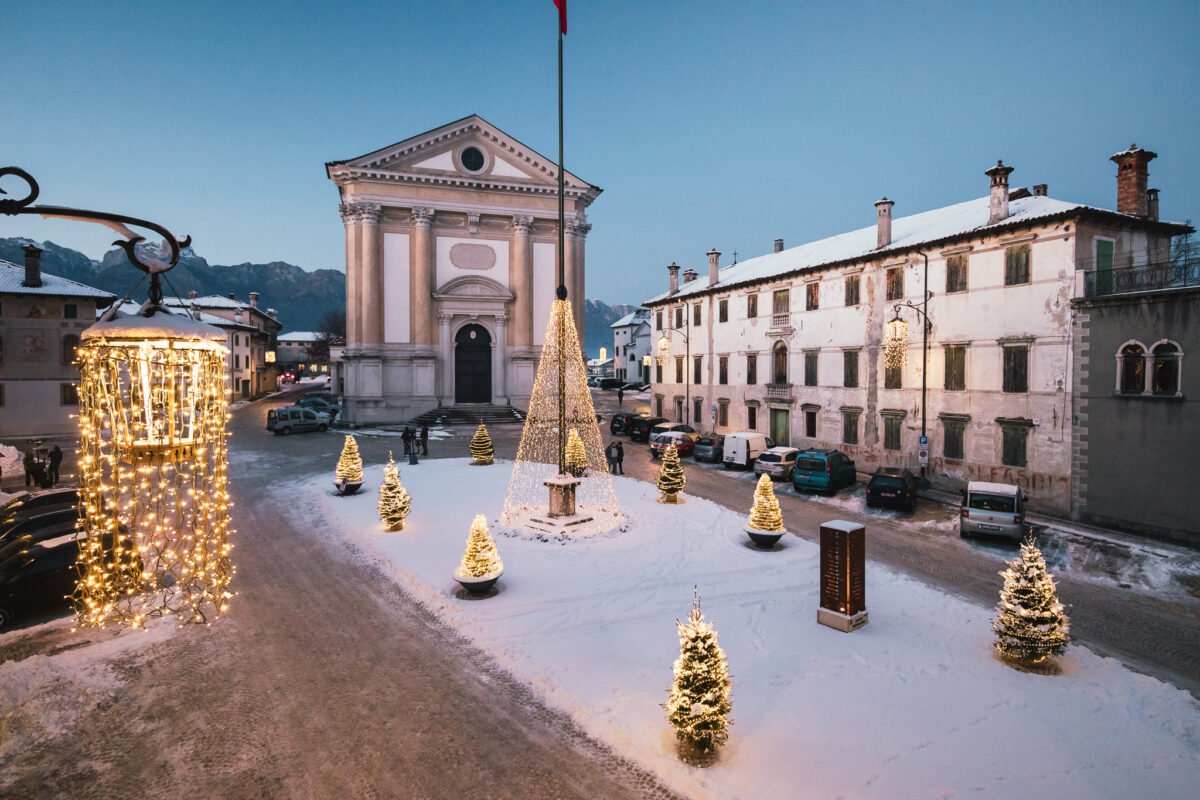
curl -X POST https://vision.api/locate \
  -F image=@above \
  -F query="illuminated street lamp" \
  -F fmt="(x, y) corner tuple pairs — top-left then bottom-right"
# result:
(889, 251), (933, 487)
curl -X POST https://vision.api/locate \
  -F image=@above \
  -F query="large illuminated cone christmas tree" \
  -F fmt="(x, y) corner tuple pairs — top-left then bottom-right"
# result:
(564, 428), (587, 477)
(747, 474), (784, 532)
(469, 422), (494, 465)
(657, 442), (686, 502)
(666, 589), (732, 759)
(377, 452), (411, 531)
(336, 435), (363, 482)
(501, 298), (620, 530)
(456, 514), (504, 579)
(994, 537), (1070, 662)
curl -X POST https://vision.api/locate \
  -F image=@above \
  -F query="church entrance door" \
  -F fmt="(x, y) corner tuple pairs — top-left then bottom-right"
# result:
(454, 324), (492, 403)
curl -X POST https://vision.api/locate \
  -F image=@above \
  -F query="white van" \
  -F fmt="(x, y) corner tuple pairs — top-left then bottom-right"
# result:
(959, 481), (1027, 539)
(722, 432), (774, 469)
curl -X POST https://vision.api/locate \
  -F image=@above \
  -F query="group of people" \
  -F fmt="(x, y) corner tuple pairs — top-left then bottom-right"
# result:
(605, 440), (625, 475)
(401, 426), (430, 456)
(17, 444), (63, 489)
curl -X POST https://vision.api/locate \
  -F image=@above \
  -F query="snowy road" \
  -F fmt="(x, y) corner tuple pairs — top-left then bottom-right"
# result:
(0, 387), (682, 800)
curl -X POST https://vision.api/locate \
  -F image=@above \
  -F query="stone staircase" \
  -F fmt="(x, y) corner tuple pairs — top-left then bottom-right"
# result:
(409, 405), (526, 428)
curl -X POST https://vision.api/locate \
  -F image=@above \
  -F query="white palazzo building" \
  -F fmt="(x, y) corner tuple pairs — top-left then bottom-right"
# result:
(326, 115), (601, 425)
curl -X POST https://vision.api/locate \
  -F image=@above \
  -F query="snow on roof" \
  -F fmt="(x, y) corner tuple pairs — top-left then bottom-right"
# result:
(967, 481), (1021, 495)
(610, 310), (650, 328)
(644, 194), (1181, 304)
(0, 259), (116, 300)
(278, 331), (322, 342)
(84, 302), (226, 342)
(102, 302), (252, 332)
(172, 295), (249, 309)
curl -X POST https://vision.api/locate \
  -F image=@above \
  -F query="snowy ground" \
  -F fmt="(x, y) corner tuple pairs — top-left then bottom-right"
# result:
(291, 458), (1200, 799)
(339, 426), (452, 441)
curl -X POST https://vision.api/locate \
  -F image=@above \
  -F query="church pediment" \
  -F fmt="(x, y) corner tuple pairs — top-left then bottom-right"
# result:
(433, 275), (515, 301)
(327, 115), (599, 200)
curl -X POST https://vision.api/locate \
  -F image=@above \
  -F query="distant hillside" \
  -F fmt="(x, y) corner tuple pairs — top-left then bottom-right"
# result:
(584, 299), (640, 358)
(0, 238), (345, 333)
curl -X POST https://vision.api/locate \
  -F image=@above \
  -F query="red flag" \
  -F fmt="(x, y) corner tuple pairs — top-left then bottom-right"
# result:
(554, 0), (566, 34)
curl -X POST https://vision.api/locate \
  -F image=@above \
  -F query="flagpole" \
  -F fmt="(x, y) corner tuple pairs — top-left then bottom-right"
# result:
(556, 21), (567, 475)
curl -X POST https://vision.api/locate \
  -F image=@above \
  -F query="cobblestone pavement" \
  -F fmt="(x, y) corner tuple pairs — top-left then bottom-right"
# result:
(0, 386), (685, 800)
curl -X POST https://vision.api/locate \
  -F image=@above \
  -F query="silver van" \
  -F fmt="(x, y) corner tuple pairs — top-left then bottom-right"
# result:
(959, 481), (1027, 539)
(267, 405), (331, 435)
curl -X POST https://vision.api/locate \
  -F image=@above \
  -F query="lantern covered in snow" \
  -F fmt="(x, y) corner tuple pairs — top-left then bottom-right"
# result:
(74, 301), (234, 628)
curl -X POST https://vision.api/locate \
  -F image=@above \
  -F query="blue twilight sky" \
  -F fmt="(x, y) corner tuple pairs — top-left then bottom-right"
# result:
(2, 1), (1198, 305)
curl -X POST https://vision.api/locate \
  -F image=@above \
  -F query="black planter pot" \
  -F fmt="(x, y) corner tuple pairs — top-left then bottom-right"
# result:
(334, 480), (363, 496)
(746, 526), (785, 549)
(454, 570), (502, 595)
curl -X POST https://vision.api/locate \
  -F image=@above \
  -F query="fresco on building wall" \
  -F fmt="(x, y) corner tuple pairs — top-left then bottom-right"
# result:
(16, 300), (62, 319)
(13, 328), (51, 362)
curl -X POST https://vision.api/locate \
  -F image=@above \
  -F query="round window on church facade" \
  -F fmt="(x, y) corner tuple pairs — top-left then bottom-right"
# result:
(460, 147), (485, 172)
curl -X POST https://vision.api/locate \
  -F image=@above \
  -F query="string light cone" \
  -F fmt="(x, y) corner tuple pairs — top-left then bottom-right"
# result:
(656, 442), (686, 503)
(564, 428), (587, 477)
(378, 452), (411, 532)
(74, 301), (233, 629)
(335, 434), (364, 493)
(666, 588), (732, 764)
(994, 536), (1070, 664)
(885, 313), (909, 370)
(469, 422), (494, 465)
(454, 514), (503, 594)
(747, 474), (784, 532)
(501, 298), (621, 533)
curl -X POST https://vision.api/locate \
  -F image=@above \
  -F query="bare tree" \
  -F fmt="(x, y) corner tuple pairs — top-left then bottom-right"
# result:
(304, 308), (346, 363)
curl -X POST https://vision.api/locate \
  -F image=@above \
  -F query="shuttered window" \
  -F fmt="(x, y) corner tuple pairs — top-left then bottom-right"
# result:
(806, 283), (819, 310)
(844, 274), (860, 306)
(1005, 244), (1031, 285)
(883, 416), (901, 451)
(843, 350), (859, 388)
(842, 411), (859, 445)
(1001, 425), (1027, 467)
(804, 351), (818, 386)
(746, 354), (758, 385)
(944, 346), (966, 391)
(1003, 346), (1028, 393)
(886, 267), (904, 301)
(942, 419), (965, 460)
(946, 254), (968, 293)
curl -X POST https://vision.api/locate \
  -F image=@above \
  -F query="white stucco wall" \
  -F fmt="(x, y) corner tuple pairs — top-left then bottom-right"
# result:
(384, 232), (411, 344)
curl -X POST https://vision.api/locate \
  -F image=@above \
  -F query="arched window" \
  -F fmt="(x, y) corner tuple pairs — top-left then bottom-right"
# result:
(772, 341), (788, 384)
(1119, 343), (1145, 394)
(62, 334), (80, 365)
(1151, 342), (1180, 396)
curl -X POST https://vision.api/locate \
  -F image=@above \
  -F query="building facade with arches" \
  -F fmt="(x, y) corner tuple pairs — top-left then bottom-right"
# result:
(326, 116), (601, 425)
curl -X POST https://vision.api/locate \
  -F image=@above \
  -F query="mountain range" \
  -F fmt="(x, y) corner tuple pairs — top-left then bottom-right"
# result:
(0, 237), (637, 354)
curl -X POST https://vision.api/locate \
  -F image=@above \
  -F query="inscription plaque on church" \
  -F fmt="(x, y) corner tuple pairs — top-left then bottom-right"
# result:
(817, 519), (868, 632)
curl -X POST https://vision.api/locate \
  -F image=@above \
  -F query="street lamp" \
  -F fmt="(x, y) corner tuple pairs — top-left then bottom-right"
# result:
(642, 353), (651, 384)
(657, 306), (692, 426)
(887, 251), (933, 487)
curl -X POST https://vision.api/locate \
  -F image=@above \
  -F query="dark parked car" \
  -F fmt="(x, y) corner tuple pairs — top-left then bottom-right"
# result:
(792, 448), (858, 495)
(628, 416), (668, 442)
(598, 378), (623, 390)
(267, 405), (331, 434)
(0, 488), (79, 527)
(610, 412), (641, 435)
(649, 431), (696, 458)
(1, 507), (79, 547)
(693, 435), (725, 463)
(866, 467), (919, 510)
(298, 396), (340, 420)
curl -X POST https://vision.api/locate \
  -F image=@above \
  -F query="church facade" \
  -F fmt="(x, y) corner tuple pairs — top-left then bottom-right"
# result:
(326, 115), (600, 425)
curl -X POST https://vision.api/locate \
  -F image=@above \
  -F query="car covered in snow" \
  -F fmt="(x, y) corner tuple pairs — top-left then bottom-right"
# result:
(753, 447), (801, 481)
(650, 431), (695, 458)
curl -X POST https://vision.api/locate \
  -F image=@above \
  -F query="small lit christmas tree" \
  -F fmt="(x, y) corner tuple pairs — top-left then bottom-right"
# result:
(565, 428), (587, 477)
(666, 588), (732, 762)
(378, 452), (411, 531)
(456, 514), (503, 579)
(747, 474), (784, 532)
(657, 442), (686, 502)
(994, 537), (1070, 663)
(469, 422), (494, 465)
(335, 434), (363, 483)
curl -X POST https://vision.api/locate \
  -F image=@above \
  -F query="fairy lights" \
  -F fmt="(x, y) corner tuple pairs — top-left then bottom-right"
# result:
(74, 306), (233, 629)
(884, 313), (908, 370)
(501, 299), (621, 532)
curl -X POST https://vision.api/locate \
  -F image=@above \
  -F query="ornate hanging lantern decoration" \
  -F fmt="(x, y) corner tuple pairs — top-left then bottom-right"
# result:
(884, 312), (908, 370)
(656, 334), (671, 367)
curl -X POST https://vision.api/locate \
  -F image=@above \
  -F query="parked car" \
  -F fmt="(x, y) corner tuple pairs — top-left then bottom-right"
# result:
(587, 377), (600, 388)
(960, 481), (1027, 540)
(0, 488), (79, 524)
(628, 416), (668, 442)
(693, 435), (725, 463)
(297, 396), (340, 420)
(650, 431), (696, 458)
(610, 412), (641, 435)
(754, 447), (801, 480)
(0, 507), (79, 546)
(791, 448), (858, 495)
(598, 378), (624, 390)
(266, 405), (331, 435)
(279, 371), (297, 383)
(722, 432), (775, 469)
(866, 467), (919, 510)
(650, 423), (697, 441)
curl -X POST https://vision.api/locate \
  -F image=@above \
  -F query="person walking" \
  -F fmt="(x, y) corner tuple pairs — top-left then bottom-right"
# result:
(615, 441), (625, 475)
(401, 427), (414, 456)
(618, 387), (624, 406)
(47, 445), (63, 486)
(605, 441), (618, 474)
(420, 425), (429, 456)
(22, 449), (34, 488)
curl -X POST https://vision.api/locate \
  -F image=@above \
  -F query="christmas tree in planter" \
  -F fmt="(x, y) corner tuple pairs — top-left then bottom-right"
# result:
(564, 429), (587, 477)
(454, 513), (504, 594)
(469, 422), (494, 465)
(334, 434), (364, 495)
(746, 474), (787, 547)
(657, 442), (686, 503)
(665, 588), (732, 765)
(994, 537), (1070, 664)
(377, 452), (411, 531)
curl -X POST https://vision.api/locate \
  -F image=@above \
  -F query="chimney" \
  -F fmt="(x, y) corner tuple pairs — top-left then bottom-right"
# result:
(874, 197), (894, 248)
(228, 292), (236, 300)
(1147, 188), (1159, 222)
(668, 261), (680, 294)
(1110, 144), (1156, 217)
(985, 161), (1015, 224)
(21, 244), (43, 288)
(707, 248), (721, 287)
(1033, 183), (1048, 197)
(249, 291), (259, 308)
(683, 268), (699, 283)
(774, 238), (784, 253)
(189, 290), (197, 299)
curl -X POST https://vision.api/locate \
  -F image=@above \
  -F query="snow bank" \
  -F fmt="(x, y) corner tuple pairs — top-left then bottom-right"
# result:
(289, 459), (1200, 799)
(0, 443), (21, 479)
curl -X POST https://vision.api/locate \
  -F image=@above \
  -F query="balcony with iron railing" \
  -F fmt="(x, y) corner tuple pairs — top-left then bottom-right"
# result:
(1080, 256), (1200, 298)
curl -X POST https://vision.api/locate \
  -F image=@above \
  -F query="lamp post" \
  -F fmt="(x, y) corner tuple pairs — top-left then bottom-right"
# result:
(656, 303), (692, 426)
(885, 252), (933, 487)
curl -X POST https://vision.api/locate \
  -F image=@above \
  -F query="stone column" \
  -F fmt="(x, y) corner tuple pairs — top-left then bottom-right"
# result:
(564, 219), (578, 341)
(411, 207), (436, 345)
(360, 203), (382, 347)
(339, 203), (362, 347)
(509, 215), (534, 347)
(438, 312), (454, 405)
(494, 313), (509, 404)
(573, 221), (591, 353)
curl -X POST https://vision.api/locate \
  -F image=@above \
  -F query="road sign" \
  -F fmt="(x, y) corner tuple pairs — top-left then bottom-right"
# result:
(919, 435), (928, 446)
(918, 448), (929, 467)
